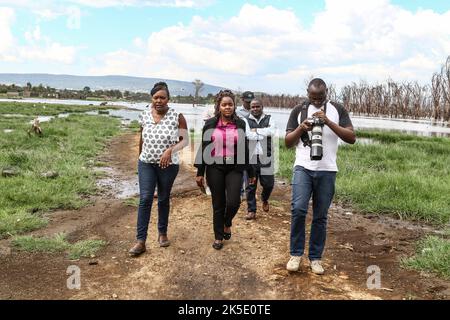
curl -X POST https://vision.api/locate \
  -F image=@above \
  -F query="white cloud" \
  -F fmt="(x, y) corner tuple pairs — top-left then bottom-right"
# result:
(18, 42), (77, 64)
(66, 6), (81, 29)
(90, 4), (304, 83)
(0, 7), (15, 60)
(69, 0), (212, 8)
(89, 1), (450, 93)
(133, 37), (144, 48)
(89, 50), (145, 75)
(0, 8), (78, 65)
(0, 0), (212, 9)
(24, 25), (42, 42)
(3, 1), (450, 93)
(0, 0), (211, 33)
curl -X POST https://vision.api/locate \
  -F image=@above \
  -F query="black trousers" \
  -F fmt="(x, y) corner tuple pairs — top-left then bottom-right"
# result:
(206, 164), (243, 240)
(246, 162), (275, 213)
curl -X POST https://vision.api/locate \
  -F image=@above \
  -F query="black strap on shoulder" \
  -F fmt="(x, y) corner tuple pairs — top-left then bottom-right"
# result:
(300, 100), (310, 124)
(300, 101), (310, 147)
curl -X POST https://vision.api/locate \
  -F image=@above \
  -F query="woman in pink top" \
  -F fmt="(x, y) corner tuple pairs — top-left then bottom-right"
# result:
(195, 90), (256, 250)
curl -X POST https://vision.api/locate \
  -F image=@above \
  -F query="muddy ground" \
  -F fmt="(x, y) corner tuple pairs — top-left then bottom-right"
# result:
(0, 132), (449, 300)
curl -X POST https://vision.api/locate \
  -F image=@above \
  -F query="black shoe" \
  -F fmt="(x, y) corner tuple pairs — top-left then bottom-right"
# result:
(212, 241), (224, 250)
(224, 232), (232, 240)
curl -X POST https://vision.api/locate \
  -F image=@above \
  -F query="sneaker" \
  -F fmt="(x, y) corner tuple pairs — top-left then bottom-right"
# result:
(286, 256), (302, 272)
(310, 260), (325, 275)
(262, 201), (270, 212)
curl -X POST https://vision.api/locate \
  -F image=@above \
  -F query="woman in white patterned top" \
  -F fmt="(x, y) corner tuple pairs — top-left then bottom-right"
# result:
(129, 82), (188, 257)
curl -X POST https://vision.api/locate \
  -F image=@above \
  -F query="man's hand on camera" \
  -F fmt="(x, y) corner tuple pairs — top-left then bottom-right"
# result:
(312, 110), (331, 126)
(300, 119), (313, 132)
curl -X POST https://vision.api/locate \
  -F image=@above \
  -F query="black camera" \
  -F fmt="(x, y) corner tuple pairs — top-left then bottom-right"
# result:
(309, 116), (325, 161)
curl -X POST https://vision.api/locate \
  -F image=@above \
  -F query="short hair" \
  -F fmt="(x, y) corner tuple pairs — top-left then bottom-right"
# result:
(151, 81), (170, 99)
(251, 99), (263, 107)
(308, 78), (327, 89)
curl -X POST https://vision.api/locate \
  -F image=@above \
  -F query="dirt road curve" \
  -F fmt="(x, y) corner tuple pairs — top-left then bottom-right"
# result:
(0, 133), (449, 300)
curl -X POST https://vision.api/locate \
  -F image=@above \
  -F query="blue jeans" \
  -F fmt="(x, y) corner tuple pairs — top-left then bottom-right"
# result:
(136, 160), (179, 242)
(290, 166), (336, 260)
(240, 170), (249, 196)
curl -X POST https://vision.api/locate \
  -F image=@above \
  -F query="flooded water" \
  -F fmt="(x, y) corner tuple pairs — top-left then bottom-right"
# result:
(2, 98), (449, 137)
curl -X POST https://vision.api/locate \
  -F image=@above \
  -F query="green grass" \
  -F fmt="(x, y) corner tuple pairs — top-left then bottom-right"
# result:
(278, 130), (450, 225)
(12, 233), (107, 259)
(123, 197), (139, 207)
(0, 210), (48, 239)
(128, 120), (141, 132)
(402, 235), (450, 279)
(0, 101), (119, 116)
(0, 103), (121, 238)
(12, 233), (69, 253)
(279, 130), (450, 279)
(68, 239), (107, 260)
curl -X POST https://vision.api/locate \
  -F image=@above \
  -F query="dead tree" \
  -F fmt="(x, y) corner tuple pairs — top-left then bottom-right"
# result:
(441, 56), (450, 122)
(431, 73), (443, 121)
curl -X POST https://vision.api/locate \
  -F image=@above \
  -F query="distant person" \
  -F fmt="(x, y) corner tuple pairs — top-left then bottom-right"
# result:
(243, 99), (276, 220)
(236, 91), (254, 119)
(237, 91), (255, 199)
(195, 90), (256, 250)
(129, 82), (189, 257)
(285, 78), (356, 274)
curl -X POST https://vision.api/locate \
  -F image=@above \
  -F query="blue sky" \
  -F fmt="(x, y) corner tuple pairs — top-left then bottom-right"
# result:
(0, 0), (449, 93)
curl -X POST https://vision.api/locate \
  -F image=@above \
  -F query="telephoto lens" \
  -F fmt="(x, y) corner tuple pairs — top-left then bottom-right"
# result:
(310, 117), (324, 161)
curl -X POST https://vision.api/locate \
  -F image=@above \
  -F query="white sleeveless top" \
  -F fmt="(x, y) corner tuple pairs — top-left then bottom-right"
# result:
(138, 107), (180, 165)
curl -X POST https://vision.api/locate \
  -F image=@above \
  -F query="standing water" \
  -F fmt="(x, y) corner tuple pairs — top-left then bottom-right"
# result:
(2, 98), (449, 137)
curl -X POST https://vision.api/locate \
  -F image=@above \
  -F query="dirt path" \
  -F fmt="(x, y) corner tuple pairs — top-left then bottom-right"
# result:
(0, 132), (449, 300)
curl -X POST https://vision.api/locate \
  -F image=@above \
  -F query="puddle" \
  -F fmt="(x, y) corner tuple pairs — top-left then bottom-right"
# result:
(116, 179), (139, 199)
(96, 177), (139, 199)
(4, 97), (449, 137)
(2, 114), (29, 118)
(93, 166), (114, 173)
(28, 113), (70, 124)
(95, 166), (139, 199)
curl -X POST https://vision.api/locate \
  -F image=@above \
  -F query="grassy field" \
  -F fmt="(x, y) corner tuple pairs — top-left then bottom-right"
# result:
(278, 130), (450, 278)
(402, 234), (450, 279)
(278, 130), (450, 225)
(0, 100), (119, 116)
(12, 233), (107, 260)
(0, 102), (121, 238)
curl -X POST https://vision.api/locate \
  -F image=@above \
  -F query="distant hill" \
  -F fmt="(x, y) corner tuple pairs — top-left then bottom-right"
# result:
(0, 74), (227, 97)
